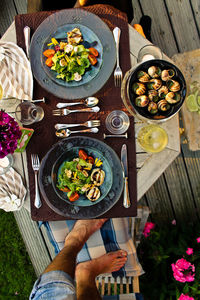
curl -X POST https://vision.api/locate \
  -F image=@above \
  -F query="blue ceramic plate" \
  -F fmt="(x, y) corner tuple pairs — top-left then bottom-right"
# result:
(38, 137), (124, 219)
(54, 146), (112, 207)
(42, 23), (103, 87)
(29, 8), (116, 100)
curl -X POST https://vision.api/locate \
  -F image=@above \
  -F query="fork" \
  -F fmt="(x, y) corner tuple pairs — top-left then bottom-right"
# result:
(31, 154), (42, 209)
(55, 120), (101, 130)
(113, 27), (123, 87)
(52, 106), (100, 116)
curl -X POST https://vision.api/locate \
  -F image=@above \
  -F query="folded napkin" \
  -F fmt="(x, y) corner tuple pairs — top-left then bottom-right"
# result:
(0, 167), (26, 211)
(0, 41), (33, 100)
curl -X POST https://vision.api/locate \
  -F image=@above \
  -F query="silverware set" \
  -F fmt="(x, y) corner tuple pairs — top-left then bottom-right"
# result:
(53, 98), (100, 136)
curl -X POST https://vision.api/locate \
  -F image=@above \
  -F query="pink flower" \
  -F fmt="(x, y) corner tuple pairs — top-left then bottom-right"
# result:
(143, 222), (155, 237)
(178, 294), (194, 300)
(171, 219), (176, 225)
(196, 237), (200, 243)
(186, 247), (193, 255)
(171, 258), (195, 283)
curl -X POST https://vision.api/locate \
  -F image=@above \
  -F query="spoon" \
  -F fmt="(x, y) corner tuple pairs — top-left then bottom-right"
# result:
(56, 97), (99, 109)
(56, 127), (99, 138)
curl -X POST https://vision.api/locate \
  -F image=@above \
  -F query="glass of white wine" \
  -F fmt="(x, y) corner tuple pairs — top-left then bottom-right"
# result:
(137, 124), (168, 153)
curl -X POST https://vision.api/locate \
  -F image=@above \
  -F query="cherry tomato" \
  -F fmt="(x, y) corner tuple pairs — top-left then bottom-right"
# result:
(69, 192), (79, 202)
(79, 149), (88, 160)
(60, 187), (70, 193)
(89, 47), (99, 57)
(43, 49), (55, 57)
(87, 156), (95, 164)
(88, 54), (97, 66)
(45, 56), (53, 67)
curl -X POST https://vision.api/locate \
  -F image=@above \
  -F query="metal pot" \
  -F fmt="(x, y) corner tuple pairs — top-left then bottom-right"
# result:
(121, 59), (186, 123)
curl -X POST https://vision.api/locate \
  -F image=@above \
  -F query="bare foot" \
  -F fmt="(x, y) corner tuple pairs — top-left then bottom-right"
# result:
(76, 250), (128, 280)
(64, 219), (107, 250)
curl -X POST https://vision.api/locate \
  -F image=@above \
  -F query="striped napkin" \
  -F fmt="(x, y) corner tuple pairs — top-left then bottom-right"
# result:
(0, 167), (26, 211)
(0, 41), (33, 100)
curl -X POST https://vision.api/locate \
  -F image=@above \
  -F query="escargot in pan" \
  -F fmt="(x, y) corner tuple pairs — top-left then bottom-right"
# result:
(158, 86), (169, 98)
(137, 70), (150, 83)
(161, 69), (175, 81)
(167, 79), (181, 92)
(157, 99), (170, 112)
(148, 90), (159, 102)
(132, 82), (146, 95)
(147, 79), (162, 90)
(135, 95), (149, 107)
(148, 102), (158, 114)
(165, 92), (181, 104)
(148, 66), (161, 78)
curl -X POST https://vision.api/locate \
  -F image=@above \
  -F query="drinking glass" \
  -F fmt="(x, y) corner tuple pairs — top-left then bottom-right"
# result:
(137, 124), (168, 153)
(137, 45), (163, 63)
(15, 101), (44, 125)
(105, 110), (130, 134)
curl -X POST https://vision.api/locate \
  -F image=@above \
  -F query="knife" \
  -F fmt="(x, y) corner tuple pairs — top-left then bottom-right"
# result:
(121, 144), (131, 208)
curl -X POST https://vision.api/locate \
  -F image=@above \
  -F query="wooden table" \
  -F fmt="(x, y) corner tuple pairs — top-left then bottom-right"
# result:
(0, 21), (180, 275)
(1, 21), (180, 205)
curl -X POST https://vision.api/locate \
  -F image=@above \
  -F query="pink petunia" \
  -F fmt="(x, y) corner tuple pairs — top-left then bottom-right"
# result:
(171, 258), (195, 283)
(171, 219), (176, 225)
(143, 222), (155, 237)
(196, 237), (200, 243)
(186, 247), (193, 255)
(178, 294), (194, 300)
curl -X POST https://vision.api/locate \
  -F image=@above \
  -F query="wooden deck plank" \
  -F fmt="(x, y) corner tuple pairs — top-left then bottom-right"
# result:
(40, 225), (56, 260)
(182, 156), (200, 217)
(14, 0), (27, 14)
(137, 148), (179, 201)
(144, 175), (175, 224)
(165, 0), (200, 52)
(0, 0), (16, 36)
(163, 156), (198, 221)
(130, 0), (142, 25)
(14, 208), (52, 276)
(191, 0), (200, 31)
(139, 0), (178, 57)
